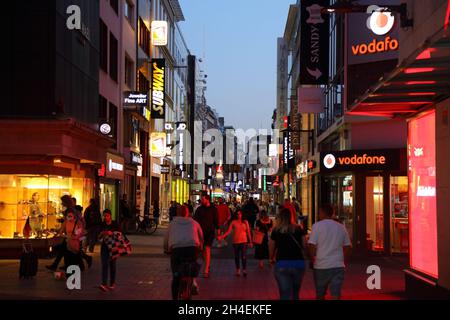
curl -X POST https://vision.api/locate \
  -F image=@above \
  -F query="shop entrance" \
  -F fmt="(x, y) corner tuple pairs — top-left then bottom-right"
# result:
(365, 175), (409, 254)
(100, 183), (118, 221)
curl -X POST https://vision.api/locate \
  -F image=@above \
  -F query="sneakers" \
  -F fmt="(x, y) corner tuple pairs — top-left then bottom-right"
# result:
(108, 284), (116, 290)
(99, 284), (109, 292)
(235, 269), (241, 276)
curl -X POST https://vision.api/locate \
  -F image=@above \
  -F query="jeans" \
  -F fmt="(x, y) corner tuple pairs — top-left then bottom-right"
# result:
(86, 226), (100, 252)
(170, 246), (199, 300)
(274, 264), (306, 300)
(101, 243), (116, 286)
(233, 243), (247, 270)
(313, 268), (345, 299)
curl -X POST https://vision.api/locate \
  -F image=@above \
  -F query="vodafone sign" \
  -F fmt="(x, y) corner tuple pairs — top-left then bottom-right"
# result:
(320, 149), (405, 172)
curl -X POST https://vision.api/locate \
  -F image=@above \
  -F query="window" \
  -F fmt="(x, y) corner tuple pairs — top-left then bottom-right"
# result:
(124, 0), (134, 25)
(138, 18), (150, 57)
(109, 33), (118, 82)
(110, 0), (119, 15)
(100, 19), (108, 72)
(99, 95), (107, 120)
(137, 71), (150, 93)
(124, 55), (134, 88)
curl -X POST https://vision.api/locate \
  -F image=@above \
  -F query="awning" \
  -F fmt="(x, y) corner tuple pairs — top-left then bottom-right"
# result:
(348, 27), (450, 117)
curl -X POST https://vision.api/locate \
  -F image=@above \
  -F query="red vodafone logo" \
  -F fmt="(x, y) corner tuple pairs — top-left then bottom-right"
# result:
(367, 5), (395, 36)
(323, 154), (336, 169)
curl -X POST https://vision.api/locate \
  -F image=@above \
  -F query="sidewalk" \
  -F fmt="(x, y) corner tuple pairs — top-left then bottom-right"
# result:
(0, 229), (406, 300)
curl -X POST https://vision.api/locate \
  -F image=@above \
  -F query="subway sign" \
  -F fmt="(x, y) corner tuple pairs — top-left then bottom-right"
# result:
(151, 58), (165, 119)
(320, 149), (405, 172)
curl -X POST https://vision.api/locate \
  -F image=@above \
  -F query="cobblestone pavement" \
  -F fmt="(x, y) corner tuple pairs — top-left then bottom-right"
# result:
(0, 228), (407, 300)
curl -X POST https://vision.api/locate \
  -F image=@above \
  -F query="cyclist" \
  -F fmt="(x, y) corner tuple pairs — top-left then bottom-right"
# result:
(164, 205), (204, 300)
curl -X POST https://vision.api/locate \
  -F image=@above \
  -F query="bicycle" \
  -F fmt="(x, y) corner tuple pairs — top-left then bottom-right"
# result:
(135, 213), (158, 235)
(174, 259), (200, 300)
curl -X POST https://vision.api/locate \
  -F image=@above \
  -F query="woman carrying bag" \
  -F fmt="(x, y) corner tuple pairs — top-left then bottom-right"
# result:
(254, 210), (273, 269)
(218, 210), (252, 277)
(269, 207), (308, 300)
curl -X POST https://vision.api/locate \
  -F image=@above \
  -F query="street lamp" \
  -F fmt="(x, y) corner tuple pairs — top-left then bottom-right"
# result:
(321, 2), (413, 28)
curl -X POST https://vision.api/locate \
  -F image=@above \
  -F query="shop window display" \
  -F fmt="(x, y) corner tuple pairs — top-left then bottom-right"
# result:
(390, 176), (409, 253)
(0, 175), (92, 239)
(366, 176), (384, 252)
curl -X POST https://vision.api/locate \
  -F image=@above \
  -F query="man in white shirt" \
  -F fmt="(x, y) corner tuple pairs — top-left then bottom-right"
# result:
(308, 205), (352, 300)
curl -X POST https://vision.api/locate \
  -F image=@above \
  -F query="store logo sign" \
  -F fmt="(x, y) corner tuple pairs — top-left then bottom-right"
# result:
(367, 6), (395, 36)
(109, 159), (123, 172)
(323, 154), (336, 169)
(351, 5), (398, 57)
(151, 59), (165, 119)
(99, 123), (111, 135)
(151, 21), (168, 46)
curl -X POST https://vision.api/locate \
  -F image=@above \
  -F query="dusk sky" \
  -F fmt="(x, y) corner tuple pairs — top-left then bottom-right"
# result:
(179, 0), (293, 130)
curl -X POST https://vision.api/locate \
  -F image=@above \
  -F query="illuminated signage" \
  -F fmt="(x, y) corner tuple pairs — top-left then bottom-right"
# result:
(99, 123), (111, 135)
(283, 131), (295, 171)
(321, 149), (404, 172)
(160, 165), (170, 174)
(347, 0), (399, 65)
(124, 92), (148, 106)
(408, 111), (438, 278)
(105, 153), (125, 180)
(150, 132), (167, 158)
(367, 5), (395, 35)
(142, 107), (150, 121)
(151, 21), (168, 46)
(151, 59), (165, 119)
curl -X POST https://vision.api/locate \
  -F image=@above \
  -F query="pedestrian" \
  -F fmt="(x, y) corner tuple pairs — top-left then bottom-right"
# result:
(98, 209), (122, 292)
(46, 195), (92, 271)
(119, 194), (132, 233)
(71, 197), (84, 217)
(242, 197), (259, 229)
(153, 200), (160, 226)
(193, 193), (219, 278)
(308, 204), (352, 300)
(169, 201), (178, 221)
(283, 198), (298, 225)
(164, 205), (204, 299)
(254, 210), (273, 269)
(216, 198), (231, 247)
(83, 199), (102, 253)
(187, 200), (194, 217)
(218, 210), (253, 277)
(269, 208), (307, 300)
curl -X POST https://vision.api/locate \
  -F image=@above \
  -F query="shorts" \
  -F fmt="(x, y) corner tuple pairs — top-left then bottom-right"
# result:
(313, 267), (345, 299)
(203, 230), (216, 247)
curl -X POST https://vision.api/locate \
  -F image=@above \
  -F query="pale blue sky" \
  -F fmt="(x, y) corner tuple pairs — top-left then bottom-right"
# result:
(178, 0), (294, 130)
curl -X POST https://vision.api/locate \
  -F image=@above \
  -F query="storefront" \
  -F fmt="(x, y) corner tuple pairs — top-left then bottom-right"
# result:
(320, 148), (408, 255)
(98, 153), (125, 221)
(296, 158), (319, 229)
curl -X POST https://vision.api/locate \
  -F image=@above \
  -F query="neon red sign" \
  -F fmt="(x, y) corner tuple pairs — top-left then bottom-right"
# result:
(408, 110), (438, 278)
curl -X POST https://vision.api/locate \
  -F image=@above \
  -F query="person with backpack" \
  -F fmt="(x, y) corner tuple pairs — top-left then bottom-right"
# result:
(269, 207), (307, 300)
(84, 199), (102, 253)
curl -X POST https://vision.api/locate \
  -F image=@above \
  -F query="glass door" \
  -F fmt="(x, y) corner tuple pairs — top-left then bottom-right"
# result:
(390, 176), (409, 253)
(366, 176), (384, 252)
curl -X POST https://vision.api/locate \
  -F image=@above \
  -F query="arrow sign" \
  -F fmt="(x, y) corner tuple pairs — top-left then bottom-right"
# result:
(307, 67), (323, 80)
(300, 0), (329, 85)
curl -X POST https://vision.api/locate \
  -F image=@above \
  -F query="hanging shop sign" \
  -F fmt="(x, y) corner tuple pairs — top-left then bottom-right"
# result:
(320, 149), (405, 173)
(123, 91), (148, 106)
(142, 107), (151, 121)
(298, 87), (325, 113)
(150, 132), (167, 158)
(160, 165), (170, 174)
(99, 123), (112, 135)
(106, 153), (125, 180)
(283, 131), (295, 172)
(348, 1), (400, 65)
(131, 152), (143, 165)
(300, 0), (330, 85)
(177, 122), (187, 171)
(151, 58), (166, 119)
(151, 21), (168, 46)
(172, 167), (182, 177)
